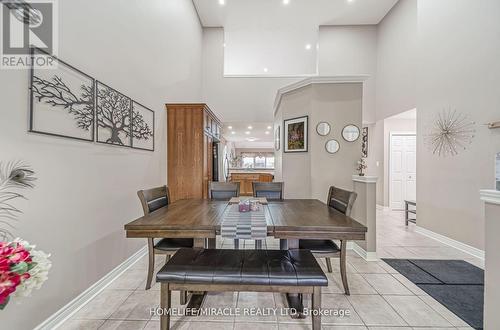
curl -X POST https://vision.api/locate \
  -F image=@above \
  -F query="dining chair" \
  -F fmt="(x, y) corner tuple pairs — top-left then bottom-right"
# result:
(137, 186), (194, 291)
(252, 182), (284, 201)
(209, 182), (242, 249)
(209, 181), (240, 200)
(299, 186), (357, 295)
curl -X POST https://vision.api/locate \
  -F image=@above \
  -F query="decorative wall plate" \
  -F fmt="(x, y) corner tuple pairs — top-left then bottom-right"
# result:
(316, 122), (331, 136)
(325, 139), (340, 154)
(342, 124), (360, 142)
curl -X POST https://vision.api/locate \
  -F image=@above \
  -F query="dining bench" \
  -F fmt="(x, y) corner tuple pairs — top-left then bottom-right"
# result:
(156, 248), (328, 330)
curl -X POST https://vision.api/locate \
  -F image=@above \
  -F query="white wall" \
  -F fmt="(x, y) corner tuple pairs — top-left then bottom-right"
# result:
(376, 0), (417, 120)
(275, 83), (363, 200)
(319, 26), (377, 124)
(203, 26), (378, 123)
(202, 28), (299, 122)
(417, 0), (500, 250)
(0, 0), (203, 328)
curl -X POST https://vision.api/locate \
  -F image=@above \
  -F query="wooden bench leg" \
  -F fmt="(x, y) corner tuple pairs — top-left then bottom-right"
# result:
(179, 290), (187, 305)
(325, 257), (333, 273)
(312, 286), (321, 330)
(160, 283), (171, 330)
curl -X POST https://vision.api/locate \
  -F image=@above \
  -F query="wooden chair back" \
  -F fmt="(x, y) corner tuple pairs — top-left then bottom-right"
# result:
(137, 186), (170, 215)
(209, 182), (240, 200)
(327, 186), (357, 217)
(252, 182), (284, 200)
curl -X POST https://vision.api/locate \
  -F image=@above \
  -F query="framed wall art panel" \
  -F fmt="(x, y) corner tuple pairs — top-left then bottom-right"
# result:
(95, 81), (132, 147)
(30, 48), (95, 142)
(131, 101), (155, 151)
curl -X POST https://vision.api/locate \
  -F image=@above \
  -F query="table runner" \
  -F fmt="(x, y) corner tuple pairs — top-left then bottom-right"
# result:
(221, 204), (267, 240)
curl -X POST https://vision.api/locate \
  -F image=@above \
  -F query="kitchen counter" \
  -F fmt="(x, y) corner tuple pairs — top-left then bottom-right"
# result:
(229, 172), (274, 195)
(229, 168), (275, 175)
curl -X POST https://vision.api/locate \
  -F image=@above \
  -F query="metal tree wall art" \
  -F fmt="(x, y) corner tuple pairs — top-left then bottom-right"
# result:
(425, 109), (475, 157)
(0, 161), (36, 241)
(96, 82), (154, 147)
(29, 47), (155, 151)
(30, 48), (95, 141)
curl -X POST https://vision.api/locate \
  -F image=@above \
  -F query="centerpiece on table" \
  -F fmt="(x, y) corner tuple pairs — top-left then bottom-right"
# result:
(0, 161), (51, 310)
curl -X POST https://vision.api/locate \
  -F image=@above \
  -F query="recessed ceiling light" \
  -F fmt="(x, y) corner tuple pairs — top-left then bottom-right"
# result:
(305, 44), (312, 50)
(245, 131), (250, 135)
(247, 137), (257, 142)
(247, 126), (253, 129)
(219, 0), (225, 5)
(227, 126), (232, 129)
(347, 0), (354, 3)
(265, 131), (270, 135)
(231, 131), (236, 135)
(263, 67), (268, 73)
(267, 126), (272, 129)
(223, 43), (226, 48)
(283, 0), (290, 5)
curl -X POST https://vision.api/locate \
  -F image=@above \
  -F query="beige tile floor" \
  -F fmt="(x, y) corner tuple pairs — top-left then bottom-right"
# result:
(61, 209), (482, 330)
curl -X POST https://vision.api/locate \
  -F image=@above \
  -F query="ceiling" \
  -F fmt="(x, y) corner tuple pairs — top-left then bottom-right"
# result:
(193, 0), (398, 27)
(222, 121), (274, 146)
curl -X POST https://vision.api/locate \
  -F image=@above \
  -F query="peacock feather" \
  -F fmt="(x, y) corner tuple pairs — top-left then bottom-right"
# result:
(0, 161), (36, 241)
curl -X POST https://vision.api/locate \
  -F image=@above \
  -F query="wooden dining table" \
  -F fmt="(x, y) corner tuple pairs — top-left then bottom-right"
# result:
(124, 198), (367, 315)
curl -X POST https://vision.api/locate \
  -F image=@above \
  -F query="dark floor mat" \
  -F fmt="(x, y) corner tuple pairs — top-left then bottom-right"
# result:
(418, 284), (484, 329)
(383, 258), (484, 330)
(410, 259), (484, 285)
(382, 258), (442, 284)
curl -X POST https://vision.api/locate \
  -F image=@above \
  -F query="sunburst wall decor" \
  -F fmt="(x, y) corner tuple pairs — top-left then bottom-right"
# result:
(425, 109), (475, 157)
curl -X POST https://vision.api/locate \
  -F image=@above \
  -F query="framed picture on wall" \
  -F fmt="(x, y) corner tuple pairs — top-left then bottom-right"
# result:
(29, 47), (95, 142)
(275, 125), (280, 151)
(284, 116), (308, 153)
(96, 81), (132, 147)
(362, 127), (369, 157)
(131, 101), (155, 151)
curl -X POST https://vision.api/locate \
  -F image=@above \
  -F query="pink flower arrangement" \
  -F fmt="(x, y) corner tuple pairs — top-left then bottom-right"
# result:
(0, 240), (50, 309)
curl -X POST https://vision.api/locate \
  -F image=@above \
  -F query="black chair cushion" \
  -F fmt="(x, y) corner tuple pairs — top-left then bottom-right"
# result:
(211, 191), (238, 201)
(148, 196), (168, 213)
(154, 238), (194, 251)
(255, 190), (282, 200)
(156, 248), (328, 287)
(299, 239), (340, 254)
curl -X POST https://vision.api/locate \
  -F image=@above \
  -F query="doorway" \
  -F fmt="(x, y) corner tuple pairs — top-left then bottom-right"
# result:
(389, 133), (416, 210)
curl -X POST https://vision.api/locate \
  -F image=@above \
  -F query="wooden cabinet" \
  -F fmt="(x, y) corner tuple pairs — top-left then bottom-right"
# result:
(166, 104), (221, 202)
(230, 173), (274, 196)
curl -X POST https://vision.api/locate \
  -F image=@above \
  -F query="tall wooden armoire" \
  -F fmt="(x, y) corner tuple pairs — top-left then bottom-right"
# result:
(166, 104), (222, 202)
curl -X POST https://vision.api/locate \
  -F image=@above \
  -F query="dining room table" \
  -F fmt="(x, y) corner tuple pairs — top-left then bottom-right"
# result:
(124, 198), (367, 316)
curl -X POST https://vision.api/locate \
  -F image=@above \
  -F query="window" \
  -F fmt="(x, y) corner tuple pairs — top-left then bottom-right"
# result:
(242, 156), (254, 168)
(241, 153), (275, 169)
(266, 156), (275, 169)
(255, 156), (266, 168)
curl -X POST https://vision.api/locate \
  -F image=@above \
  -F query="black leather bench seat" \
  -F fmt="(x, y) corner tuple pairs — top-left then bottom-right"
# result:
(156, 248), (328, 287)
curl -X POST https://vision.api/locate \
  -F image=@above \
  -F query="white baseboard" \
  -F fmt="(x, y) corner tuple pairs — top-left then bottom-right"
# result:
(351, 242), (378, 261)
(376, 204), (389, 211)
(35, 246), (148, 330)
(415, 226), (485, 260)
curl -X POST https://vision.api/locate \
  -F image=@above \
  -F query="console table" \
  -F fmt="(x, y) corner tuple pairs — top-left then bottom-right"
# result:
(404, 200), (417, 225)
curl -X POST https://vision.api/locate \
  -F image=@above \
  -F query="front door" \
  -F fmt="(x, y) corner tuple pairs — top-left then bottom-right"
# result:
(390, 134), (416, 210)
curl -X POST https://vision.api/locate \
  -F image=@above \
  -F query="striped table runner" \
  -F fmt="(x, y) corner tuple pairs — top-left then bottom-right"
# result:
(221, 204), (267, 240)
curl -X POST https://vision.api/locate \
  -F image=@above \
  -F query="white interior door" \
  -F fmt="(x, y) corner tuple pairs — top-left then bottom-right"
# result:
(390, 134), (416, 210)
